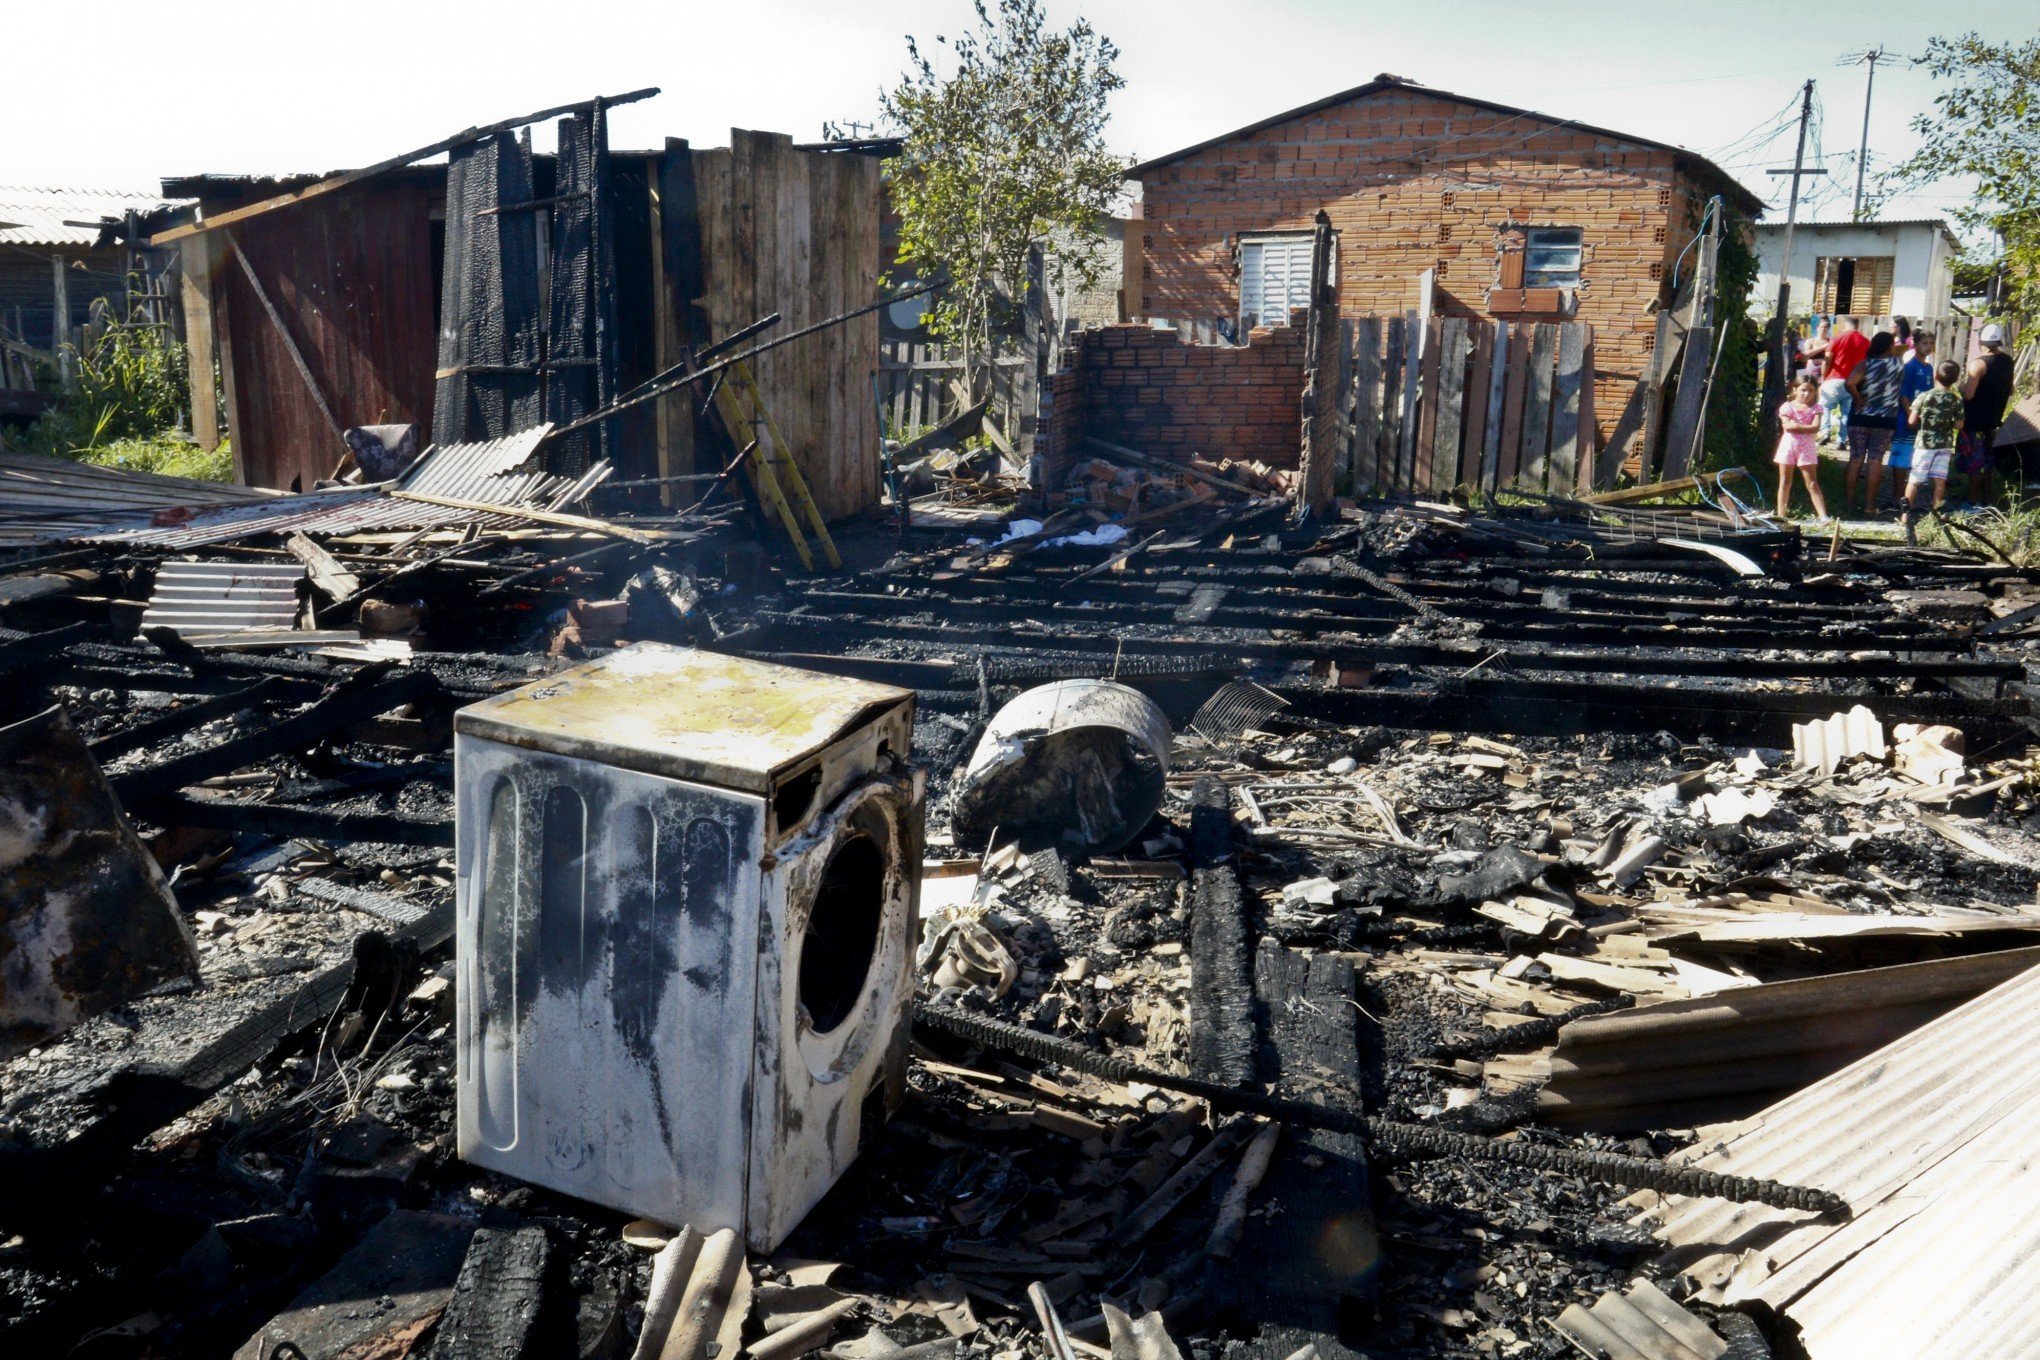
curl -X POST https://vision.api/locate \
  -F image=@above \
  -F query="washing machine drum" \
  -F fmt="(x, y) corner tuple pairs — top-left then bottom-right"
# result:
(746, 772), (919, 1249)
(782, 775), (917, 1078)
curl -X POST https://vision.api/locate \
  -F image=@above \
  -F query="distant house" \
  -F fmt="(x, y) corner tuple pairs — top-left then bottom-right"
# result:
(0, 186), (183, 353)
(1124, 75), (1761, 449)
(1752, 218), (1960, 319)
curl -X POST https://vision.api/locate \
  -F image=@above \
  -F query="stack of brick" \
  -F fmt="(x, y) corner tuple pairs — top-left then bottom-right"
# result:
(1044, 323), (1304, 483)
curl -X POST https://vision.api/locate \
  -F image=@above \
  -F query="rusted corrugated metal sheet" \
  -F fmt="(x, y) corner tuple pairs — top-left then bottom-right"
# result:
(1643, 961), (2040, 1359)
(218, 180), (438, 492)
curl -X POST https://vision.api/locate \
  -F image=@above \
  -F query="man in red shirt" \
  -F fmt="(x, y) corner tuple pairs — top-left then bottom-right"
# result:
(1819, 320), (1870, 446)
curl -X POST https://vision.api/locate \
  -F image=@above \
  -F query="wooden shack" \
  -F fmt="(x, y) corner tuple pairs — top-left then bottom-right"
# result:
(167, 129), (884, 520)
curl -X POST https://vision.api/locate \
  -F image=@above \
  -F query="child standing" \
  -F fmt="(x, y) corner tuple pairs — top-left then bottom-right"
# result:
(1886, 334), (1937, 511)
(1905, 359), (1966, 539)
(1775, 376), (1829, 521)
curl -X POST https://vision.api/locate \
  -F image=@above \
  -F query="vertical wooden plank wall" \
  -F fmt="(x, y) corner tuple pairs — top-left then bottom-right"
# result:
(690, 131), (881, 521)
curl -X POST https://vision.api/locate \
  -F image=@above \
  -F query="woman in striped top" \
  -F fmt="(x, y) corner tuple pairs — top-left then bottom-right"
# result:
(1846, 332), (1904, 517)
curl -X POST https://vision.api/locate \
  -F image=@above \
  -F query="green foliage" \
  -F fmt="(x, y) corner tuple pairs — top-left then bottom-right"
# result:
(1702, 209), (1765, 474)
(10, 318), (191, 459)
(881, 0), (1126, 388)
(78, 433), (232, 482)
(1897, 33), (2040, 334)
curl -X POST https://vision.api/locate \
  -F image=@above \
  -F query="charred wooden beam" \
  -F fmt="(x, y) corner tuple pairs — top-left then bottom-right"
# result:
(1188, 777), (1256, 1087)
(86, 678), (294, 763)
(149, 794), (454, 848)
(111, 669), (440, 804)
(428, 1226), (553, 1360)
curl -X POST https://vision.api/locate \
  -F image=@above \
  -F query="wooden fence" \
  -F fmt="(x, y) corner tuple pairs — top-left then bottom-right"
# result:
(876, 337), (1037, 456)
(1334, 315), (1596, 498)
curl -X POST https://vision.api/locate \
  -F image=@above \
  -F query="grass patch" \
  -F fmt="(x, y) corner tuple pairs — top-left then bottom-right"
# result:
(75, 433), (232, 483)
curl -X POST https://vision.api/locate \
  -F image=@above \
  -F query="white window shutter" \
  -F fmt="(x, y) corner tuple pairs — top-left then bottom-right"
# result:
(1239, 236), (1318, 331)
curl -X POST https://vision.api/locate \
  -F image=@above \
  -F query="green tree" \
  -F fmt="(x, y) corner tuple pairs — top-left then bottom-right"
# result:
(881, 0), (1125, 394)
(1898, 33), (2039, 333)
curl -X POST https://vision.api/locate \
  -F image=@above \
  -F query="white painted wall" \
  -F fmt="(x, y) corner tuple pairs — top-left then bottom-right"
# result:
(1751, 221), (1958, 319)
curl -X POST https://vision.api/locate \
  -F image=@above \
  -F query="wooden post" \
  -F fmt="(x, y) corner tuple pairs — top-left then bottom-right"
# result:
(1346, 318), (1381, 494)
(1431, 317), (1468, 494)
(1379, 316), (1406, 495)
(1637, 309), (1679, 482)
(1479, 321), (1511, 492)
(1661, 217), (1720, 480)
(1574, 330), (1598, 494)
(1548, 322), (1586, 492)
(1458, 320), (1493, 489)
(180, 237), (222, 451)
(1017, 242), (1045, 467)
(50, 254), (73, 387)
(1294, 210), (1338, 520)
(1395, 309), (1422, 491)
(1520, 323), (1557, 492)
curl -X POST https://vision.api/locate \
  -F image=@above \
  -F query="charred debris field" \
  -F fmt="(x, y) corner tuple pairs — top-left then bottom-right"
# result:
(5, 492), (2040, 1360)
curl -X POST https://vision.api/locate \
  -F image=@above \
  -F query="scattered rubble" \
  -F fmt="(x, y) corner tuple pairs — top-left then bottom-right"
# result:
(6, 456), (2040, 1360)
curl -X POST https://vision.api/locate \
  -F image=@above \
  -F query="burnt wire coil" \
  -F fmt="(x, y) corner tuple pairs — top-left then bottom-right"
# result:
(914, 1003), (1850, 1219)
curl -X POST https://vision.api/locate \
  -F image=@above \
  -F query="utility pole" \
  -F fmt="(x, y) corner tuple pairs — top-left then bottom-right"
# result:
(1764, 80), (1826, 422)
(1852, 48), (1882, 220)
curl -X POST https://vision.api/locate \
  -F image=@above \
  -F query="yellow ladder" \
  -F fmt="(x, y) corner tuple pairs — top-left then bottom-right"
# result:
(710, 360), (841, 571)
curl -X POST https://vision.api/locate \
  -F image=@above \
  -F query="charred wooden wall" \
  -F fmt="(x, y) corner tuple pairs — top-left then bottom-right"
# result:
(184, 130), (883, 517)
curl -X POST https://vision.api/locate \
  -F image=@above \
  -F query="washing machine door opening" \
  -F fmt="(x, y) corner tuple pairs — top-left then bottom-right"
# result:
(798, 830), (887, 1035)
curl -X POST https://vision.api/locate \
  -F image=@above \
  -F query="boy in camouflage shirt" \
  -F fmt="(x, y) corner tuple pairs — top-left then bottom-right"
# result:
(1904, 360), (1966, 538)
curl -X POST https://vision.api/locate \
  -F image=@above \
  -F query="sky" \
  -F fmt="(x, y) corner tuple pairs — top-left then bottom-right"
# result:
(5, 0), (2031, 238)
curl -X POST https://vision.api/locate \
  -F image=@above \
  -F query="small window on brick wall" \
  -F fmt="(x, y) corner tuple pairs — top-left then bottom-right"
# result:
(1523, 227), (1582, 288)
(1238, 232), (1332, 331)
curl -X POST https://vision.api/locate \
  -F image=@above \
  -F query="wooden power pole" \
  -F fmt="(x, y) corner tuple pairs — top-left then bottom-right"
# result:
(1763, 80), (1825, 425)
(1852, 48), (1882, 221)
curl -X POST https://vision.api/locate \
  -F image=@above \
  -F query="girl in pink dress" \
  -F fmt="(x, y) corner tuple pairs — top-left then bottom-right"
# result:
(1775, 376), (1829, 521)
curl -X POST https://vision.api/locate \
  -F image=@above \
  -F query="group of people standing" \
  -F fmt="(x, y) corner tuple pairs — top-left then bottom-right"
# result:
(1775, 316), (2016, 537)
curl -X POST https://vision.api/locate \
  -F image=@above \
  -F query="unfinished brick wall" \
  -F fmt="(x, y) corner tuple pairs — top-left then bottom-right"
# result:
(1045, 323), (1304, 480)
(1132, 84), (1754, 453)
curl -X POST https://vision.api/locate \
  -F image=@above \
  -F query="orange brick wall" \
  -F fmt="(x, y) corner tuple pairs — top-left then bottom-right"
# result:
(1133, 87), (1724, 448)
(1045, 322), (1305, 477)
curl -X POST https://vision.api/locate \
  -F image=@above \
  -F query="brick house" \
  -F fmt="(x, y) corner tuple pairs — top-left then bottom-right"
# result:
(1125, 76), (1761, 447)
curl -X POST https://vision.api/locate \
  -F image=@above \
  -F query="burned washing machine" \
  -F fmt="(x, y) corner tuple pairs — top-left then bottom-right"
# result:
(453, 644), (922, 1250)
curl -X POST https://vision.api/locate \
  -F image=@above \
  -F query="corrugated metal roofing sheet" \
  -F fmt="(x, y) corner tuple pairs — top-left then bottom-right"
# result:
(1643, 960), (2040, 1360)
(398, 427), (553, 501)
(0, 186), (186, 246)
(0, 451), (277, 549)
(140, 560), (304, 634)
(0, 426), (560, 550)
(1552, 1279), (1725, 1360)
